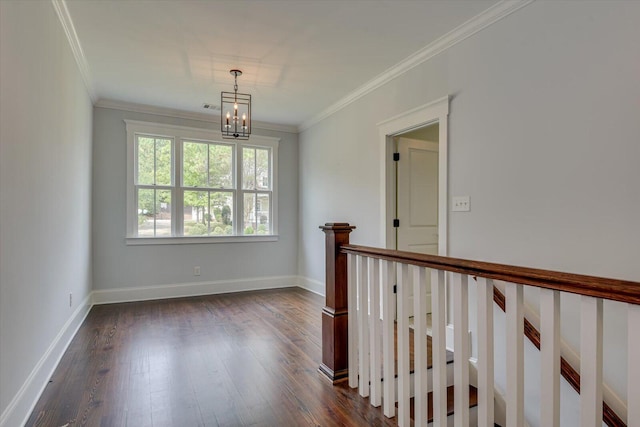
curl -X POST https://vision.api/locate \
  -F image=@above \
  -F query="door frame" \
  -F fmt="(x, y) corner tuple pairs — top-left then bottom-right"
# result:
(377, 96), (449, 255)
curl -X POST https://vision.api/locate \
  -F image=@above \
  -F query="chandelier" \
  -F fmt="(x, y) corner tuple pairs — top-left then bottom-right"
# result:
(221, 69), (251, 140)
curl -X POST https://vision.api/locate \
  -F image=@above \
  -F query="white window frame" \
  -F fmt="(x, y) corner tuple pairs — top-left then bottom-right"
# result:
(125, 120), (279, 245)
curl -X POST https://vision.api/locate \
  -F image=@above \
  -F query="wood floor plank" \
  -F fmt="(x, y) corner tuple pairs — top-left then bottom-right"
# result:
(26, 288), (398, 427)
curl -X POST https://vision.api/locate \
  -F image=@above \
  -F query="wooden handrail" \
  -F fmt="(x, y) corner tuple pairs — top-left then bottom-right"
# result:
(341, 244), (640, 305)
(342, 243), (631, 425)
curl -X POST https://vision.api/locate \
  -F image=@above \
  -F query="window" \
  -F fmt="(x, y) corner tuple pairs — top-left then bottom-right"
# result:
(126, 120), (278, 244)
(135, 136), (173, 237)
(182, 141), (234, 236)
(242, 147), (271, 235)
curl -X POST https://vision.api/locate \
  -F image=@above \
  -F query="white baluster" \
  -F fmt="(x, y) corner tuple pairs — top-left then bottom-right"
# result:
(348, 253), (358, 389)
(580, 296), (603, 427)
(368, 257), (382, 407)
(453, 273), (470, 427)
(381, 260), (396, 417)
(413, 266), (428, 427)
(431, 269), (447, 425)
(506, 282), (524, 427)
(357, 255), (370, 397)
(629, 303), (640, 427)
(540, 289), (560, 427)
(477, 277), (494, 427)
(397, 263), (411, 427)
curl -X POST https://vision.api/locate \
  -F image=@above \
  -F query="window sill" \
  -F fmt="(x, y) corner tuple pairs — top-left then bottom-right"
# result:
(126, 235), (279, 245)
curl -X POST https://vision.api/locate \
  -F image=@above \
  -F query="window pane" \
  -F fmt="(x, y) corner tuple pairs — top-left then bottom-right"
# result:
(183, 142), (208, 187)
(137, 188), (155, 236)
(136, 137), (155, 185)
(243, 193), (256, 234)
(184, 190), (210, 235)
(155, 139), (172, 186)
(256, 194), (270, 234)
(183, 190), (233, 236)
(137, 137), (172, 186)
(156, 190), (172, 236)
(210, 192), (233, 235)
(137, 188), (172, 237)
(243, 148), (255, 189)
(256, 148), (270, 190)
(209, 144), (233, 188)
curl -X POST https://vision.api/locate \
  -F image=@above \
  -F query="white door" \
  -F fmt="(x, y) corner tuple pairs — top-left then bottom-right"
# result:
(396, 137), (439, 316)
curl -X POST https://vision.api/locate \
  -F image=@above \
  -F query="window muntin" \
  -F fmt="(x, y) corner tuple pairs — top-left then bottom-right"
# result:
(126, 121), (278, 243)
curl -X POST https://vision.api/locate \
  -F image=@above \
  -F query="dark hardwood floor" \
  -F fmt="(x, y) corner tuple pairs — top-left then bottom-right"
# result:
(26, 288), (399, 427)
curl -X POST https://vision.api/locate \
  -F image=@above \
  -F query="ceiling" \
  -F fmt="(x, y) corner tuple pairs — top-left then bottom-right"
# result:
(65, 0), (500, 129)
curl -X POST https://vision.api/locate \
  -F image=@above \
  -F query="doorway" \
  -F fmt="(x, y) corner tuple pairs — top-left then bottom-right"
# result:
(394, 124), (439, 315)
(377, 96), (449, 319)
(395, 124), (439, 255)
(378, 96), (448, 256)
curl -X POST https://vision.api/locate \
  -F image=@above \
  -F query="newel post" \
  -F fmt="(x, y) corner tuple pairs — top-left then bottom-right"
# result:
(319, 222), (356, 383)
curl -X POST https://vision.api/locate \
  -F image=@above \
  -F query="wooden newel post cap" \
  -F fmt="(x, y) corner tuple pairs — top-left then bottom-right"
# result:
(319, 223), (356, 232)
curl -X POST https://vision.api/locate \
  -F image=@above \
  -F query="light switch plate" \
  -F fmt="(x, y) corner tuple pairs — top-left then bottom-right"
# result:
(452, 196), (470, 212)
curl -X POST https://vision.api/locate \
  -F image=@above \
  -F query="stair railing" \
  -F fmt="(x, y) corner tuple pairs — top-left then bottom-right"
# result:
(319, 223), (640, 427)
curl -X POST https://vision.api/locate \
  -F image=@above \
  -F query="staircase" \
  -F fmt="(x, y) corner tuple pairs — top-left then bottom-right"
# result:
(394, 328), (480, 425)
(318, 223), (639, 427)
(348, 253), (484, 426)
(393, 329), (454, 395)
(401, 385), (479, 425)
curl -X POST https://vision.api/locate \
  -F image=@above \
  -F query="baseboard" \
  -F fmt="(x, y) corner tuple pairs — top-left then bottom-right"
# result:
(92, 275), (299, 305)
(296, 276), (325, 297)
(0, 294), (93, 427)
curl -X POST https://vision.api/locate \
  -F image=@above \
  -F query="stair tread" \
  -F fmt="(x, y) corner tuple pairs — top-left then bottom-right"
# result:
(394, 323), (454, 374)
(396, 384), (478, 422)
(391, 322), (480, 423)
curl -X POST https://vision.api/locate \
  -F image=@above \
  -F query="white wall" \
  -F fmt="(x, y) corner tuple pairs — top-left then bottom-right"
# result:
(0, 2), (94, 426)
(299, 1), (640, 424)
(298, 51), (450, 284)
(92, 107), (299, 298)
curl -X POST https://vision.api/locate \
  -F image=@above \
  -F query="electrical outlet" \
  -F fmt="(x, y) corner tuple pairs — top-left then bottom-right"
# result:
(69, 293), (73, 307)
(194, 266), (201, 276)
(452, 196), (470, 212)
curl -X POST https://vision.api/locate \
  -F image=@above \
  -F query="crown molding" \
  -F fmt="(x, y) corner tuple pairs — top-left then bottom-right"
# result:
(51, 0), (96, 103)
(95, 99), (299, 134)
(299, 0), (535, 132)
